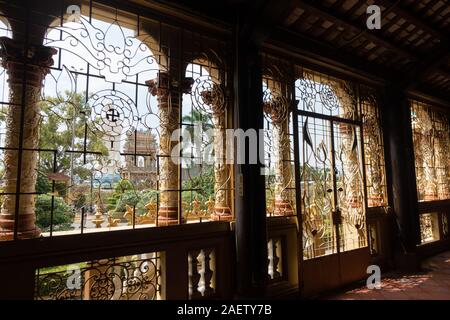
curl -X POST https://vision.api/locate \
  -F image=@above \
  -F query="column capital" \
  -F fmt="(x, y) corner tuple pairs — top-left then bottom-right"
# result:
(200, 82), (227, 115)
(0, 37), (57, 87)
(146, 71), (193, 101)
(263, 94), (289, 125)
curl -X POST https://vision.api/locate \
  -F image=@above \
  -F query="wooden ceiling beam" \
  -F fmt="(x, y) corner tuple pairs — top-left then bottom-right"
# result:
(378, 0), (448, 42)
(402, 47), (450, 89)
(245, 0), (298, 44)
(295, 0), (416, 60)
(268, 25), (394, 84)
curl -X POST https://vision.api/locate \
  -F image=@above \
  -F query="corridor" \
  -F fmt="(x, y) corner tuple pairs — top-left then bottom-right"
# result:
(330, 251), (450, 300)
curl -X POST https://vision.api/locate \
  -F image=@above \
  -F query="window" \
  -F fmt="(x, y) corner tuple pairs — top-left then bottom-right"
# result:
(419, 212), (440, 244)
(262, 56), (296, 217)
(0, 1), (233, 240)
(294, 67), (386, 259)
(411, 100), (450, 202)
(360, 85), (387, 207)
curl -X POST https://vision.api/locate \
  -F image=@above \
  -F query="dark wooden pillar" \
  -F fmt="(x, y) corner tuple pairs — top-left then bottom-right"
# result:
(381, 86), (420, 269)
(233, 11), (268, 298)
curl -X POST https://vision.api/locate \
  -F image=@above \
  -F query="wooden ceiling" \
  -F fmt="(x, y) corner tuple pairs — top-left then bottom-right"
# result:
(151, 0), (450, 101)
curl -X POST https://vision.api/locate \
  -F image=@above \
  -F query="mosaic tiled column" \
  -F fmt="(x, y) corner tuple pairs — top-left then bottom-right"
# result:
(0, 37), (56, 240)
(201, 84), (232, 221)
(263, 96), (293, 216)
(147, 72), (192, 226)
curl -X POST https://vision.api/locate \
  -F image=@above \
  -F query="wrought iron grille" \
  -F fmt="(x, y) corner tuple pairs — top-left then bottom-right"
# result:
(262, 55), (296, 218)
(34, 252), (161, 300)
(0, 0), (234, 240)
(295, 68), (360, 120)
(297, 114), (337, 258)
(295, 68), (371, 259)
(360, 86), (387, 207)
(411, 100), (450, 202)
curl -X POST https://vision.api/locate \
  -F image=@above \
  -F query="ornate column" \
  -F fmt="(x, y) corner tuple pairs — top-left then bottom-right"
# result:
(382, 86), (420, 260)
(146, 72), (192, 226)
(0, 37), (56, 240)
(201, 84), (232, 221)
(263, 95), (293, 216)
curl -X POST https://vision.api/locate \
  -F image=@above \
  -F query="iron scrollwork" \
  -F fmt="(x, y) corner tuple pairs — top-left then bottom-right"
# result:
(35, 254), (160, 300)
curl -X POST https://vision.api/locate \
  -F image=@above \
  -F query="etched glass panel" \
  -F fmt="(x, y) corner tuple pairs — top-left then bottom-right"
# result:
(411, 101), (450, 202)
(296, 68), (358, 120)
(262, 59), (296, 217)
(360, 86), (387, 207)
(419, 213), (440, 244)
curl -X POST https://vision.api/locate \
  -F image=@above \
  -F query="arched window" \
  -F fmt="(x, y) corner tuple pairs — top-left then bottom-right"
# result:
(25, 2), (235, 236)
(411, 100), (450, 244)
(411, 100), (450, 202)
(38, 3), (164, 235)
(295, 68), (367, 258)
(262, 61), (296, 218)
(0, 17), (12, 156)
(0, 17), (12, 232)
(181, 55), (233, 222)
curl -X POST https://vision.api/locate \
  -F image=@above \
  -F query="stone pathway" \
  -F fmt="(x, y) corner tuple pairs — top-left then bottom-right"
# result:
(328, 251), (450, 300)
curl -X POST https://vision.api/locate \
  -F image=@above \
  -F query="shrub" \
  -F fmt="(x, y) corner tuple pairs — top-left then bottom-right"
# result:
(35, 194), (74, 232)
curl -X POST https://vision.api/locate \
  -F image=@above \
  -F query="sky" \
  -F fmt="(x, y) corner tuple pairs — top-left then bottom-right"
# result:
(0, 15), (218, 178)
(0, 15), (357, 176)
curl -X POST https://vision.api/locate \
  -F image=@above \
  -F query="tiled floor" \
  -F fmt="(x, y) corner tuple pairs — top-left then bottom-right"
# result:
(329, 251), (450, 300)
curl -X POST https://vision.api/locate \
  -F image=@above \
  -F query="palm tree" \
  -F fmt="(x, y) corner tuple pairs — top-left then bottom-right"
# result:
(182, 109), (214, 137)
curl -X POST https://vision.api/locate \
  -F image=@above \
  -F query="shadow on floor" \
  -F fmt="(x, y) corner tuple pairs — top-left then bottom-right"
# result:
(326, 251), (450, 300)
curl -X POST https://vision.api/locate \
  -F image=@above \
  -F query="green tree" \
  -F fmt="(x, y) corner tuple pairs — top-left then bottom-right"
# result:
(35, 194), (74, 232)
(182, 109), (214, 146)
(38, 92), (108, 179)
(182, 166), (215, 209)
(36, 171), (52, 194)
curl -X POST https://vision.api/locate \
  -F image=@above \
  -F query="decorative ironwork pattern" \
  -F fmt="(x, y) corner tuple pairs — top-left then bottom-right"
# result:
(296, 68), (358, 120)
(46, 16), (160, 84)
(298, 115), (336, 259)
(34, 253), (161, 300)
(183, 54), (234, 222)
(88, 90), (139, 139)
(411, 100), (450, 202)
(334, 123), (366, 251)
(262, 57), (296, 217)
(360, 86), (387, 207)
(0, 0), (234, 240)
(295, 69), (367, 259)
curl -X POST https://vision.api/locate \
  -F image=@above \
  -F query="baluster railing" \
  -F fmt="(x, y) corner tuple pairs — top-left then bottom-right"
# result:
(267, 238), (282, 280)
(188, 249), (202, 299)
